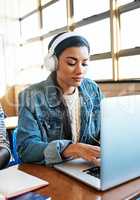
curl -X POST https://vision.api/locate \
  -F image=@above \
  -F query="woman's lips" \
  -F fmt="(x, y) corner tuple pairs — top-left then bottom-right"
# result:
(72, 77), (83, 81)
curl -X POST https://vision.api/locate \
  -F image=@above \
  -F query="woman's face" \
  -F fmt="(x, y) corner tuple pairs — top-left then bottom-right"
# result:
(56, 46), (89, 93)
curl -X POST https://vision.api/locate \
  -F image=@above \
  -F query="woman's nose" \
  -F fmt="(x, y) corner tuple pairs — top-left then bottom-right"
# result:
(75, 63), (83, 73)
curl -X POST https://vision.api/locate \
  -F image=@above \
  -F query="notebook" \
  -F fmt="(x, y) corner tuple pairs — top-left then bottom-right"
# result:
(0, 165), (48, 198)
(54, 95), (140, 191)
(9, 192), (51, 200)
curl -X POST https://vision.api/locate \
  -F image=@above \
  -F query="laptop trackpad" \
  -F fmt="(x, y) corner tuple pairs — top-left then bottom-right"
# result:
(54, 158), (100, 189)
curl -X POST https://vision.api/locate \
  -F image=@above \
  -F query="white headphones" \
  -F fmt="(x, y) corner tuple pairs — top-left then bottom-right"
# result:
(44, 50), (58, 72)
(44, 32), (81, 72)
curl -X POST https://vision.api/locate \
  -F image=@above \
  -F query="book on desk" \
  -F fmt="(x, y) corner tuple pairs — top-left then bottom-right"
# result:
(0, 165), (49, 199)
(9, 192), (51, 200)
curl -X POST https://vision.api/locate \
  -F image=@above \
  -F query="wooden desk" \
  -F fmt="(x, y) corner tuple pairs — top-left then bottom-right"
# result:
(18, 164), (140, 200)
(4, 116), (18, 130)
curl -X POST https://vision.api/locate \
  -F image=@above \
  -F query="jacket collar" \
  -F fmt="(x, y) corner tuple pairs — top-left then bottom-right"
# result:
(43, 72), (92, 109)
(78, 80), (93, 111)
(43, 71), (64, 108)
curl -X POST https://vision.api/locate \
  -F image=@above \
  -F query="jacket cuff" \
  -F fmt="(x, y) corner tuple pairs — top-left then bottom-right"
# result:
(43, 140), (72, 165)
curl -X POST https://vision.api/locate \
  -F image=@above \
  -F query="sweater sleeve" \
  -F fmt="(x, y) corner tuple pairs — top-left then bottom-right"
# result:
(0, 106), (11, 153)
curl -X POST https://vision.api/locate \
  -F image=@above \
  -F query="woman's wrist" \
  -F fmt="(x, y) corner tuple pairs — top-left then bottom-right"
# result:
(62, 143), (79, 159)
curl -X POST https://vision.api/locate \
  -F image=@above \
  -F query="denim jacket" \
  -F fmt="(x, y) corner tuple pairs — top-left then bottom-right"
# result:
(17, 72), (103, 165)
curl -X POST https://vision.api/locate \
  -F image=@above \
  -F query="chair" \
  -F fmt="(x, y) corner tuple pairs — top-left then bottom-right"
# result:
(9, 128), (21, 166)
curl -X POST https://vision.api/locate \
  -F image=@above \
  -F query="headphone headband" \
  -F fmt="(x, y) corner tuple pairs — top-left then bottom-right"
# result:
(48, 32), (81, 55)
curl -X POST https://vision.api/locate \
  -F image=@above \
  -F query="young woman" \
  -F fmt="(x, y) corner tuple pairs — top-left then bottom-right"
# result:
(0, 105), (11, 169)
(17, 32), (103, 166)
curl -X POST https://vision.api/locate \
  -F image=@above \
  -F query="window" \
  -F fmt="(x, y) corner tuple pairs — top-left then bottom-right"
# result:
(118, 0), (134, 6)
(2, 0), (19, 18)
(19, 0), (38, 17)
(6, 20), (20, 43)
(42, 36), (54, 57)
(16, 41), (48, 84)
(15, 66), (48, 84)
(42, 0), (67, 32)
(17, 41), (43, 69)
(119, 55), (140, 79)
(17, 0), (140, 82)
(86, 59), (112, 80)
(73, 0), (109, 22)
(21, 12), (40, 40)
(76, 19), (110, 54)
(120, 8), (140, 49)
(0, 35), (6, 97)
(41, 0), (53, 6)
(4, 45), (18, 86)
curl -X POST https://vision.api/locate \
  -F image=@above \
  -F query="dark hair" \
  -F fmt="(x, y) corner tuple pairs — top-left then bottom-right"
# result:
(48, 32), (90, 58)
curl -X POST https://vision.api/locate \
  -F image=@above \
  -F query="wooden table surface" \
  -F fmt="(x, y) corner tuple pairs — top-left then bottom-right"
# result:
(18, 164), (140, 200)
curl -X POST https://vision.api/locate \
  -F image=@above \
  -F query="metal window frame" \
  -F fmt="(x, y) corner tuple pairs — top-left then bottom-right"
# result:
(18, 0), (140, 81)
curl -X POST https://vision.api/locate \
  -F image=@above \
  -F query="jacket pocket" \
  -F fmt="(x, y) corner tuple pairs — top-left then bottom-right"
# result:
(38, 116), (63, 143)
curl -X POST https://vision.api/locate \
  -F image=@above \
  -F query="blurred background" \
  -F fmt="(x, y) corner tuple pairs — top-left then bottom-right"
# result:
(0, 0), (140, 116)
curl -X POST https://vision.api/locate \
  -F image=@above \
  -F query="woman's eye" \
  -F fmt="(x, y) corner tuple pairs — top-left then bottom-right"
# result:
(82, 63), (88, 67)
(67, 62), (76, 66)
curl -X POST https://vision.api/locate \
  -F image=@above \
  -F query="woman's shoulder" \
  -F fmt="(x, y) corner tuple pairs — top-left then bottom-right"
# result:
(20, 73), (55, 96)
(81, 78), (100, 91)
(80, 78), (104, 99)
(19, 80), (48, 96)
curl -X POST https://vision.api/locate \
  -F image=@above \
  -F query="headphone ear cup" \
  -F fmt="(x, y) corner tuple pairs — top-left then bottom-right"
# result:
(44, 54), (58, 72)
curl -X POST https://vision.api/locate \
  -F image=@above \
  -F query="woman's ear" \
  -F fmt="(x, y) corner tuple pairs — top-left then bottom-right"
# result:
(44, 53), (58, 72)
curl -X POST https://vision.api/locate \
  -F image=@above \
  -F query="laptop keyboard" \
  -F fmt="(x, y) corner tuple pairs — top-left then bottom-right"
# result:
(83, 166), (100, 179)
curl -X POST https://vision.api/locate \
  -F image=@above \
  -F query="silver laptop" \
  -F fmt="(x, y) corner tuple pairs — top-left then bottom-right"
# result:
(54, 95), (140, 191)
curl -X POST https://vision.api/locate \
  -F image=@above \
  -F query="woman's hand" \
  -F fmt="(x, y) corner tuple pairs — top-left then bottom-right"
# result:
(62, 143), (100, 166)
(77, 143), (100, 166)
